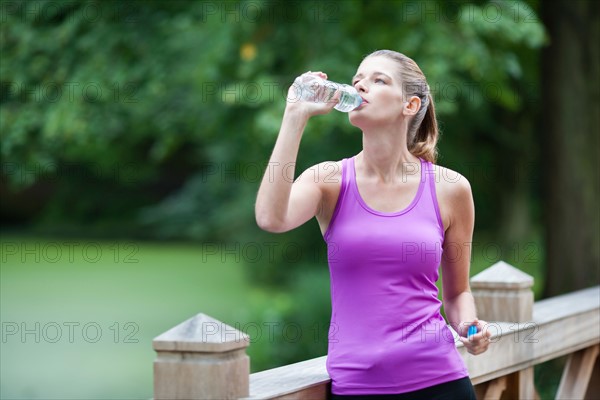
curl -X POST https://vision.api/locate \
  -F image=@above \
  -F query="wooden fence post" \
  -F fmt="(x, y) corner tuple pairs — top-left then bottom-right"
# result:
(470, 261), (536, 399)
(470, 260), (534, 323)
(153, 313), (250, 400)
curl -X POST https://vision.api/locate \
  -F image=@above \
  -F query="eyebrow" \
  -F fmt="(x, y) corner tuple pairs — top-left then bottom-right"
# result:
(352, 71), (393, 81)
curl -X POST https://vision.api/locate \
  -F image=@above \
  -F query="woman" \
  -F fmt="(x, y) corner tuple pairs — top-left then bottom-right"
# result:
(255, 50), (491, 399)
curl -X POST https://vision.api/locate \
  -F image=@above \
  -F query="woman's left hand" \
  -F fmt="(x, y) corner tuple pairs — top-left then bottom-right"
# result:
(459, 318), (492, 355)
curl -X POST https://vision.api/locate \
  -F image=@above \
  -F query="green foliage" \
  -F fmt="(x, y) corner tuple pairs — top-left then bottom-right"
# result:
(2, 0), (549, 282)
(242, 266), (333, 371)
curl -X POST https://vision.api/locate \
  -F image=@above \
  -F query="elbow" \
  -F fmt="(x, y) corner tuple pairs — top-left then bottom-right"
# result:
(255, 213), (286, 233)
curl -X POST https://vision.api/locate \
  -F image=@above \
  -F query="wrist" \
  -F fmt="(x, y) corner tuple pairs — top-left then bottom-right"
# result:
(451, 320), (474, 337)
(282, 106), (310, 129)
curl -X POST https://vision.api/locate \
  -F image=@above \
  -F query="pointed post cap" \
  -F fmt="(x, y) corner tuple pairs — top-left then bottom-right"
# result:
(470, 261), (534, 290)
(153, 313), (250, 353)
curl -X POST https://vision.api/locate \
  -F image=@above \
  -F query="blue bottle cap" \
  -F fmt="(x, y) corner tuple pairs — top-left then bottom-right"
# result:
(468, 325), (478, 338)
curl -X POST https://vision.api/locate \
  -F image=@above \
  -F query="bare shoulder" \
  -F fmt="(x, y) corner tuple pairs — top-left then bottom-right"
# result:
(431, 163), (473, 201)
(296, 160), (344, 229)
(430, 164), (474, 231)
(296, 160), (343, 188)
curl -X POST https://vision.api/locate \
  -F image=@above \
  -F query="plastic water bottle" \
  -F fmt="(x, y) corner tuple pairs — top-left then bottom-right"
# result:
(293, 74), (363, 112)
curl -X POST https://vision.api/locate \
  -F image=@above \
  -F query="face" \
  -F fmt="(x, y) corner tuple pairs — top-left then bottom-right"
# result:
(349, 56), (419, 130)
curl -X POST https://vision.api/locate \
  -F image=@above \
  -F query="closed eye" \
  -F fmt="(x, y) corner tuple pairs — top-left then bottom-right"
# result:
(353, 77), (388, 85)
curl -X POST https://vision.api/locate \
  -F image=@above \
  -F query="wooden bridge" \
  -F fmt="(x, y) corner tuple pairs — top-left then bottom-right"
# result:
(151, 261), (600, 399)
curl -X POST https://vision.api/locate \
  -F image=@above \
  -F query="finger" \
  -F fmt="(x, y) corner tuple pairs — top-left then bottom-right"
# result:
(471, 339), (491, 352)
(471, 332), (484, 341)
(476, 319), (490, 331)
(477, 320), (486, 331)
(471, 333), (489, 344)
(476, 345), (490, 355)
(460, 336), (489, 353)
(466, 344), (484, 354)
(484, 329), (493, 339)
(477, 321), (493, 339)
(329, 89), (342, 104)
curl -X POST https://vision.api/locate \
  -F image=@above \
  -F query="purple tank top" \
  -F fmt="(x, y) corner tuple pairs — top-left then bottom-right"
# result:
(324, 156), (468, 395)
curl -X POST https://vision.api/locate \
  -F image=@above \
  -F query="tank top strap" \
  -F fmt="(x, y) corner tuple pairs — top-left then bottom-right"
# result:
(341, 157), (351, 191)
(345, 156), (355, 186)
(336, 157), (353, 207)
(323, 157), (351, 241)
(422, 159), (445, 240)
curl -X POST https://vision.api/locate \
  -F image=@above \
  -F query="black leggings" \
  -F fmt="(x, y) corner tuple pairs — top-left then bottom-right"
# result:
(329, 377), (476, 400)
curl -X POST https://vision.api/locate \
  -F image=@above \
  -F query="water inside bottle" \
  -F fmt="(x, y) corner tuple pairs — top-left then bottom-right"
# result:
(335, 86), (363, 112)
(294, 75), (362, 112)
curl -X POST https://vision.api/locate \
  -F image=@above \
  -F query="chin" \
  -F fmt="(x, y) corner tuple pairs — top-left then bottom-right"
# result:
(349, 111), (373, 130)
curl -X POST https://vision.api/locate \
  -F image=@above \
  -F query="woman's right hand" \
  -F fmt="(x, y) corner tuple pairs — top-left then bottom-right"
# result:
(256, 71), (336, 233)
(285, 71), (341, 118)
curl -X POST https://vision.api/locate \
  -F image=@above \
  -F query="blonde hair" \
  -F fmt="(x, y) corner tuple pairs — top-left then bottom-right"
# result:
(366, 50), (439, 163)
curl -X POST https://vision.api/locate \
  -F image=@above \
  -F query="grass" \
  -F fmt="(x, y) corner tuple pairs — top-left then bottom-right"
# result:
(0, 236), (259, 399)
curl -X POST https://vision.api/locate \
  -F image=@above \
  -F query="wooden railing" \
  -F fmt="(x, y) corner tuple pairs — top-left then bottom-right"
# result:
(152, 261), (600, 399)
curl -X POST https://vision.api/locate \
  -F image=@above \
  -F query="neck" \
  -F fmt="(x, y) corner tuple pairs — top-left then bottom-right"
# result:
(357, 124), (420, 182)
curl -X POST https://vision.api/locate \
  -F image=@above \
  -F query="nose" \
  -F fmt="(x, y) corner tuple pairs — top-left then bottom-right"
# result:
(354, 80), (367, 93)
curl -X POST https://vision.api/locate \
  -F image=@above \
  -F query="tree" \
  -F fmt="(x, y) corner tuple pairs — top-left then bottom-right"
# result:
(541, 0), (600, 296)
(1, 1), (548, 285)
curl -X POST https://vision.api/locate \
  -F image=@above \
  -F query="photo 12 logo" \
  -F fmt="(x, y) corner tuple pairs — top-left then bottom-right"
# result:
(0, 1), (139, 24)
(2, 321), (140, 344)
(0, 241), (140, 264)
(1, 82), (139, 104)
(198, 1), (339, 24)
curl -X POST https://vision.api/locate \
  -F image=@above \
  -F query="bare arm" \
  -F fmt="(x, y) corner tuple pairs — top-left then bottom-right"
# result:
(255, 72), (338, 233)
(441, 173), (476, 334)
(440, 173), (491, 354)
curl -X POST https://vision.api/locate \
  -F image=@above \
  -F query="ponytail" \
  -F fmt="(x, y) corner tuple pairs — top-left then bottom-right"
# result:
(409, 93), (439, 164)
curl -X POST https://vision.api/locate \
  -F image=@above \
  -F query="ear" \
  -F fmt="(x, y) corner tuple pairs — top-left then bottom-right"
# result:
(402, 95), (421, 116)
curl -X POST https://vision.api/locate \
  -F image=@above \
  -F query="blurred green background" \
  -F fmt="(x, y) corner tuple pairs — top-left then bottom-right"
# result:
(1, 0), (598, 399)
